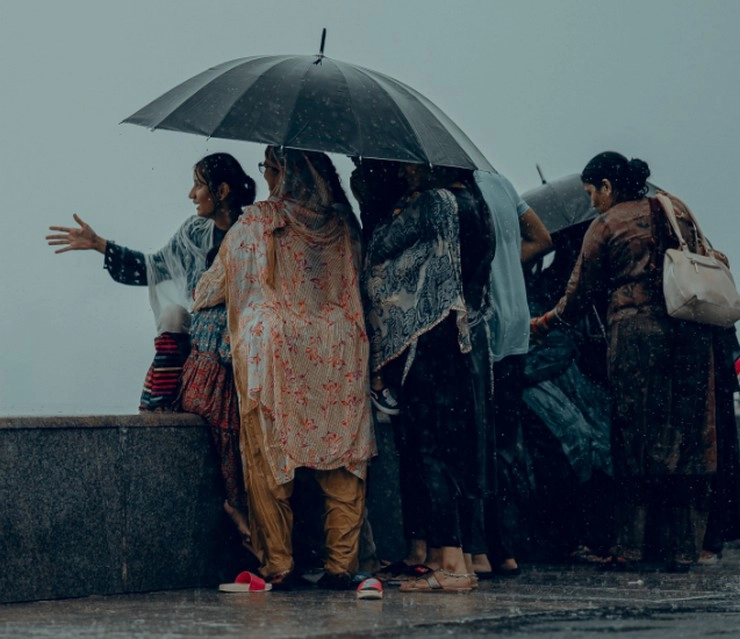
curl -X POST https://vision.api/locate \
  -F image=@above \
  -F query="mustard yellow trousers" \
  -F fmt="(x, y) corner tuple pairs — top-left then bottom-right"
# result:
(243, 421), (366, 578)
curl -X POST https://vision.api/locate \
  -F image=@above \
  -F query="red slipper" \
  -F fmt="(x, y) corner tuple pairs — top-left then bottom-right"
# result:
(219, 570), (272, 592)
(356, 577), (384, 600)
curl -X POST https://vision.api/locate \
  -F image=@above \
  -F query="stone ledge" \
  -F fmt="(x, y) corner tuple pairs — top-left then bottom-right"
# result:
(0, 413), (206, 430)
(0, 413), (243, 604)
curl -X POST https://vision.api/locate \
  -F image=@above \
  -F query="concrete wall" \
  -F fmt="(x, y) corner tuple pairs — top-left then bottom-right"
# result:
(0, 413), (404, 604)
(5, 410), (735, 603)
(0, 414), (246, 604)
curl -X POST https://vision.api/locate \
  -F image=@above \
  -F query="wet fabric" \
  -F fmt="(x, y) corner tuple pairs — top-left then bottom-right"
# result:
(516, 313), (613, 559)
(145, 218), (221, 332)
(474, 171), (531, 561)
(103, 217), (222, 334)
(608, 314), (715, 477)
(475, 171), (531, 361)
(138, 332), (190, 410)
(550, 194), (718, 563)
(703, 328), (740, 552)
(104, 242), (148, 286)
(364, 183), (495, 551)
(400, 316), (492, 549)
(105, 217), (228, 411)
(486, 354), (528, 563)
(523, 328), (612, 482)
(194, 198), (375, 486)
(363, 188), (471, 377)
(243, 418), (366, 578)
(553, 195), (717, 479)
(177, 304), (245, 510)
(392, 406), (430, 542)
(614, 476), (711, 562)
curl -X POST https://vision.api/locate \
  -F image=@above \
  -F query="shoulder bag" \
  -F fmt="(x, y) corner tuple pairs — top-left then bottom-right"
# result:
(657, 193), (740, 328)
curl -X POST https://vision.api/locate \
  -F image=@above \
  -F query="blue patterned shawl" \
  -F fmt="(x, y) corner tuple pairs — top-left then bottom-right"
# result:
(363, 188), (471, 378)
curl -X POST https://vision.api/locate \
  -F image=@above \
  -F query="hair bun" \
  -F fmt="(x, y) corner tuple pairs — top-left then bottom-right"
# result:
(581, 151), (650, 201)
(628, 158), (650, 183)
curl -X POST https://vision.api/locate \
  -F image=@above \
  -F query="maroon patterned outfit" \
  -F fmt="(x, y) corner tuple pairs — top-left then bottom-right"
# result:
(552, 195), (717, 564)
(177, 303), (246, 511)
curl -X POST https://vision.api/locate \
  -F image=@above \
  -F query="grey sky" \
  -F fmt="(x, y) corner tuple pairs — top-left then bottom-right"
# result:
(1, 0), (738, 415)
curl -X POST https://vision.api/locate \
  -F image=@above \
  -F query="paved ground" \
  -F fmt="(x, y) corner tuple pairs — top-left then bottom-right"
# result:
(3, 549), (740, 639)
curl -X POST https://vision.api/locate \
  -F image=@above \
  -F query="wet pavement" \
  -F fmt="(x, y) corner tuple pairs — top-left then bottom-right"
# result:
(3, 549), (740, 639)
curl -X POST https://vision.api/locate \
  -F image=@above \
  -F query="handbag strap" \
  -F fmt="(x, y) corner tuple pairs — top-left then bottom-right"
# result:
(655, 192), (711, 255)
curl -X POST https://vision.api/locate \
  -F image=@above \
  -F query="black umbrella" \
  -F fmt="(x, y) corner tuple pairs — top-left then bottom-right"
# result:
(123, 33), (493, 171)
(522, 173), (598, 235)
(522, 170), (659, 234)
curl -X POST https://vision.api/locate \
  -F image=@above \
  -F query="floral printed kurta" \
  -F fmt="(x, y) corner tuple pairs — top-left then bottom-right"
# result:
(195, 198), (375, 485)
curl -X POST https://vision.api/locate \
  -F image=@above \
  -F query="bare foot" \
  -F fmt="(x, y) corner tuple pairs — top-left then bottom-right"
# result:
(471, 553), (492, 573)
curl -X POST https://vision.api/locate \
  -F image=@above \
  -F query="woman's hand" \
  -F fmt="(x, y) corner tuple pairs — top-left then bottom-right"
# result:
(530, 311), (555, 339)
(46, 213), (107, 254)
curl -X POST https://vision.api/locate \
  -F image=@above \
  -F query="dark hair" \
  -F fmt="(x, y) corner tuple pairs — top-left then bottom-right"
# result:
(580, 151), (651, 202)
(428, 165), (471, 187)
(194, 153), (256, 214)
(350, 159), (406, 236)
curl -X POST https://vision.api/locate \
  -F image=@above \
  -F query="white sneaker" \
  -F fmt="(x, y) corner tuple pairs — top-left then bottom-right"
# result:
(370, 387), (400, 415)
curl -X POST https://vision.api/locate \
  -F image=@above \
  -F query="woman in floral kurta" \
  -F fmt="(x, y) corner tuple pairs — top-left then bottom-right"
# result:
(531, 152), (717, 571)
(195, 147), (375, 588)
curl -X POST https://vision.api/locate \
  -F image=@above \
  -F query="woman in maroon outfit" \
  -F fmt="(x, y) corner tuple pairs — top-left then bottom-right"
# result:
(531, 152), (717, 571)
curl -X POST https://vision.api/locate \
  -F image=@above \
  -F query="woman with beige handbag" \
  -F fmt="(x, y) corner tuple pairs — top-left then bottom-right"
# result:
(530, 151), (724, 572)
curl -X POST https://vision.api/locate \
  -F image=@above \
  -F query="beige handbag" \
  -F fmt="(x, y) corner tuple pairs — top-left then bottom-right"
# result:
(658, 193), (740, 328)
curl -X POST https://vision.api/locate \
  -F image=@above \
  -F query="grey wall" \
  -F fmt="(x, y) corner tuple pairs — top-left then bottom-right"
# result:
(0, 413), (405, 604)
(0, 414), (246, 604)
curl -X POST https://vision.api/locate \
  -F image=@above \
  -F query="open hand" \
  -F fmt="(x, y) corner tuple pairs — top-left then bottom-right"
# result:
(46, 213), (106, 254)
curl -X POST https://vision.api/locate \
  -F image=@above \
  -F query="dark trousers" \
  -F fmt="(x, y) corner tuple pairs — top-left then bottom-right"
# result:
(486, 354), (525, 563)
(398, 317), (490, 550)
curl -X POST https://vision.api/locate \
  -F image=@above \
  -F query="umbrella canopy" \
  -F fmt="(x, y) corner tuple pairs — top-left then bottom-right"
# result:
(521, 174), (598, 235)
(123, 54), (494, 171)
(522, 173), (659, 234)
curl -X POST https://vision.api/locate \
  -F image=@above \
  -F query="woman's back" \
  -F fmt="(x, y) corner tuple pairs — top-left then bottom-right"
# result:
(202, 196), (373, 484)
(559, 195), (700, 325)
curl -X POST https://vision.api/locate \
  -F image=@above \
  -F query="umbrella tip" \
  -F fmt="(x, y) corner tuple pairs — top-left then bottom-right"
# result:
(536, 163), (547, 184)
(314, 28), (327, 64)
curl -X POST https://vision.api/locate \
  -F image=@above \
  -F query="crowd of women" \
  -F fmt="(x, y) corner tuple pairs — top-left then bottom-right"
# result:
(46, 148), (740, 592)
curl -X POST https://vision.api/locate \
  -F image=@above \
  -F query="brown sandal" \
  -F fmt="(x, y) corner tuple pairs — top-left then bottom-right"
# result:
(570, 545), (609, 565)
(398, 569), (475, 593)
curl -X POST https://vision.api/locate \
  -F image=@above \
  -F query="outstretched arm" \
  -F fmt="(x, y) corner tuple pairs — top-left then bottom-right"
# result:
(46, 214), (107, 254)
(47, 213), (150, 286)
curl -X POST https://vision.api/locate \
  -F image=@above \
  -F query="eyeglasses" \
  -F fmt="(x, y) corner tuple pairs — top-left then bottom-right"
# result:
(258, 162), (279, 175)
